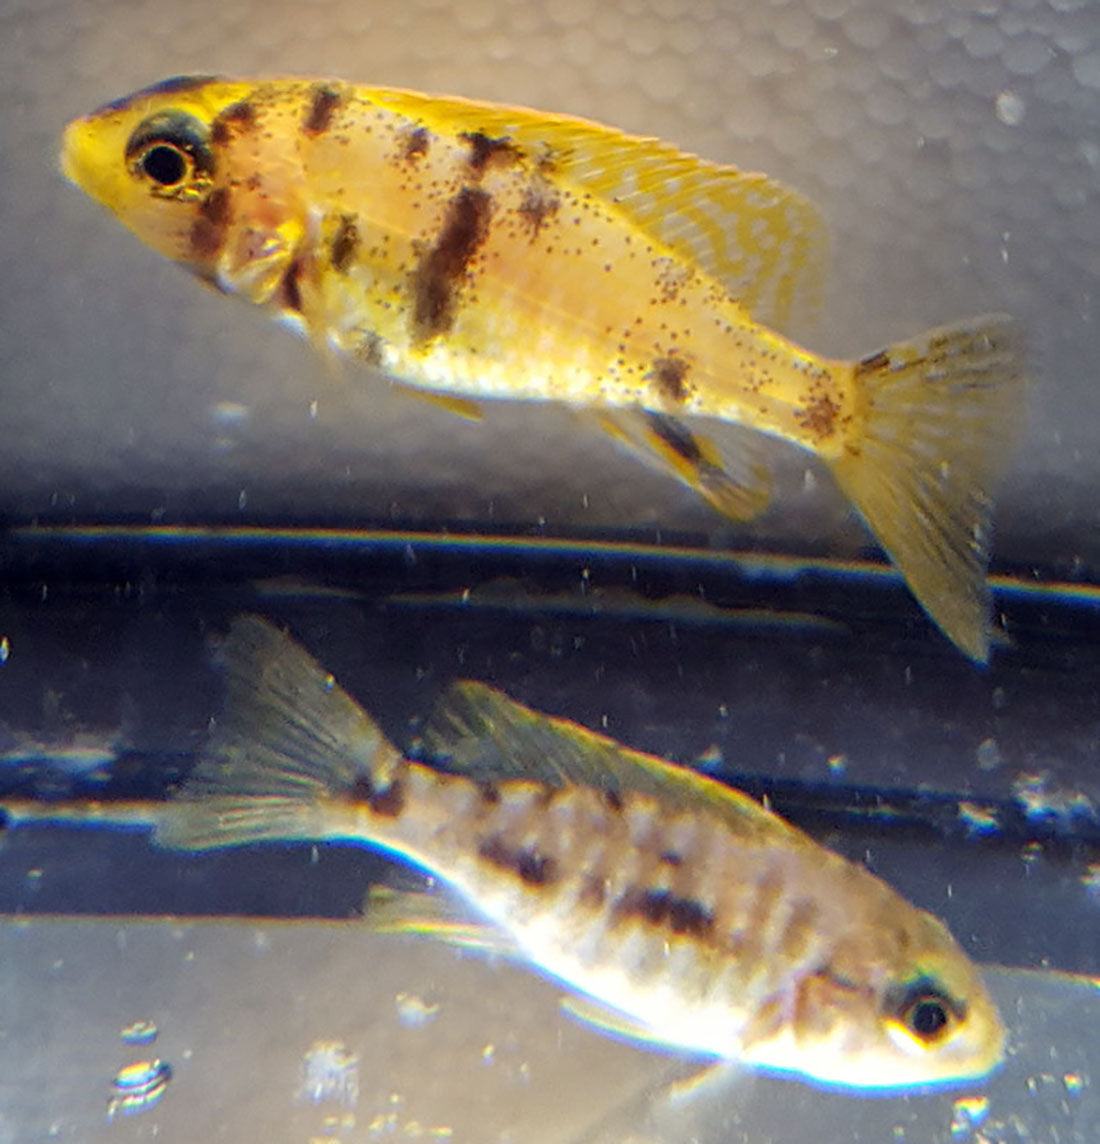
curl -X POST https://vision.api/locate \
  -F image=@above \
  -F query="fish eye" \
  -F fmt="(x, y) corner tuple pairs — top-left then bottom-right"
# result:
(125, 110), (214, 194)
(139, 144), (188, 187)
(892, 978), (964, 1045)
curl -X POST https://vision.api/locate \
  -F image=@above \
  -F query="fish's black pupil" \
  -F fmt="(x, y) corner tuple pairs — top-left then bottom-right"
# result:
(909, 998), (949, 1038)
(142, 145), (186, 186)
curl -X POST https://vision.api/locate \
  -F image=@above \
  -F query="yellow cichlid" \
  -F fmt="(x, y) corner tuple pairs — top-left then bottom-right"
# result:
(125, 615), (1001, 1092)
(61, 77), (1029, 661)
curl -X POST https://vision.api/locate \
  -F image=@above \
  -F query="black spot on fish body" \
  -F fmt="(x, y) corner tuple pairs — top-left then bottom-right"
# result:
(615, 887), (714, 938)
(518, 180), (561, 239)
(211, 100), (257, 144)
(330, 214), (360, 273)
(533, 784), (561, 808)
(659, 850), (683, 867)
(401, 126), (431, 162)
(461, 131), (522, 175)
(189, 186), (231, 257)
(602, 788), (624, 813)
(368, 778), (406, 818)
(477, 781), (501, 805)
(479, 835), (557, 886)
(797, 391), (840, 440)
(650, 356), (691, 404)
(304, 85), (342, 135)
(412, 187), (493, 340)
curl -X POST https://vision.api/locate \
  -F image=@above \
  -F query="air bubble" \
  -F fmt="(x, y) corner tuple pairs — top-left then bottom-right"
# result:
(995, 91), (1026, 126)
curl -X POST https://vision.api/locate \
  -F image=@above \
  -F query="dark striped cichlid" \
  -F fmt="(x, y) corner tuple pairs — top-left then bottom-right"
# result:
(140, 616), (1004, 1091)
(60, 78), (1027, 661)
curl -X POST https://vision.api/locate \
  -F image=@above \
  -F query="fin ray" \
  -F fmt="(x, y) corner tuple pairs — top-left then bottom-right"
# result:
(596, 409), (772, 521)
(829, 314), (1028, 662)
(154, 616), (402, 848)
(422, 680), (803, 847)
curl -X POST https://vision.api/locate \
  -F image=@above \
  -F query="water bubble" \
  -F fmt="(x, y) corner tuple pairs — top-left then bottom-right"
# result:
(975, 737), (1002, 771)
(949, 1093), (990, 1139)
(107, 1059), (171, 1120)
(395, 992), (442, 1029)
(120, 1019), (158, 1046)
(958, 802), (999, 838)
(995, 90), (1026, 126)
(300, 1041), (359, 1107)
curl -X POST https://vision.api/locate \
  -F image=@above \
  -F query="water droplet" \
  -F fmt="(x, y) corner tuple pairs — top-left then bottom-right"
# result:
(300, 1041), (359, 1107)
(395, 992), (441, 1029)
(995, 90), (1026, 126)
(107, 1059), (171, 1120)
(120, 1019), (158, 1046)
(949, 1094), (989, 1139)
(975, 737), (1002, 771)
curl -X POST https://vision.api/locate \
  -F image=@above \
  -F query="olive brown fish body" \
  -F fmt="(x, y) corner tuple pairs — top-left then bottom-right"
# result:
(148, 616), (1004, 1091)
(61, 78), (1028, 660)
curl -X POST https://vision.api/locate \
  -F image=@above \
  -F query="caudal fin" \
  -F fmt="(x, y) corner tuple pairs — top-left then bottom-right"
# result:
(155, 615), (403, 850)
(828, 315), (1028, 662)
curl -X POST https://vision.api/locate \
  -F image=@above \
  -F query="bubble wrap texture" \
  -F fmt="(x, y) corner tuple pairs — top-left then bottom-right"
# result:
(2, 0), (1097, 568)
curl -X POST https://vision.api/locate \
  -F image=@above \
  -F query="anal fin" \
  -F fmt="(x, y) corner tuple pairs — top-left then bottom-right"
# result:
(595, 410), (771, 521)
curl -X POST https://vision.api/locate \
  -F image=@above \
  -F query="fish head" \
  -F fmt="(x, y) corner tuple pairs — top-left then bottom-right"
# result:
(742, 905), (1005, 1092)
(61, 77), (305, 301)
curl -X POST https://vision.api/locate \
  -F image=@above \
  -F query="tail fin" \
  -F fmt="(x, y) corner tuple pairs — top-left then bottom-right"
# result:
(828, 315), (1028, 662)
(155, 615), (403, 850)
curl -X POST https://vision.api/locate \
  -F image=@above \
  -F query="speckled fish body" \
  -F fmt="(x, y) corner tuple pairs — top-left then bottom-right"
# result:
(150, 616), (1004, 1091)
(61, 78), (1028, 661)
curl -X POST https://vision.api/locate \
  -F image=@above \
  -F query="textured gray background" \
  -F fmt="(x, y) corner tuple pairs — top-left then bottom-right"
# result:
(2, 0), (1097, 568)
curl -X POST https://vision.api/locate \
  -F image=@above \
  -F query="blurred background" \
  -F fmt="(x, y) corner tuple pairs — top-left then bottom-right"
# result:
(1, 2), (1099, 1142)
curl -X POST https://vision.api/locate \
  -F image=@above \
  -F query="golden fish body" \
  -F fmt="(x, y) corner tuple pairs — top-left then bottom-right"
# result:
(151, 616), (1004, 1091)
(61, 79), (1028, 660)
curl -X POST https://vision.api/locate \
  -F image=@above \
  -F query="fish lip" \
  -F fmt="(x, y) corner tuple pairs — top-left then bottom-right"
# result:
(58, 117), (87, 187)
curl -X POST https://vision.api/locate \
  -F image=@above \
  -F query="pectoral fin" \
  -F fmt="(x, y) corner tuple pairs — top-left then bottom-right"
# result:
(396, 385), (485, 421)
(560, 994), (672, 1051)
(364, 885), (520, 957)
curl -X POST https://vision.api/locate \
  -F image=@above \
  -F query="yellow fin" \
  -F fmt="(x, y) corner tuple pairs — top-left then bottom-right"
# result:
(370, 88), (827, 332)
(595, 410), (771, 521)
(397, 385), (484, 421)
(422, 680), (804, 848)
(364, 885), (519, 956)
(828, 314), (1029, 663)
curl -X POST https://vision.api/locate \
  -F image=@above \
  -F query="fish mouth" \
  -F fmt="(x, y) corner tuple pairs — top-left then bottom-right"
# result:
(59, 117), (96, 192)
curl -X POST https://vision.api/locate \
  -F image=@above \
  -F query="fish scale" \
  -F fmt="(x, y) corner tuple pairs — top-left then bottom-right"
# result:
(62, 77), (1028, 660)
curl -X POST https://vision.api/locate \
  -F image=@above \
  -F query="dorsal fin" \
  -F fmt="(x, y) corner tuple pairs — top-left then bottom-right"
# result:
(421, 680), (805, 848)
(368, 88), (828, 333)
